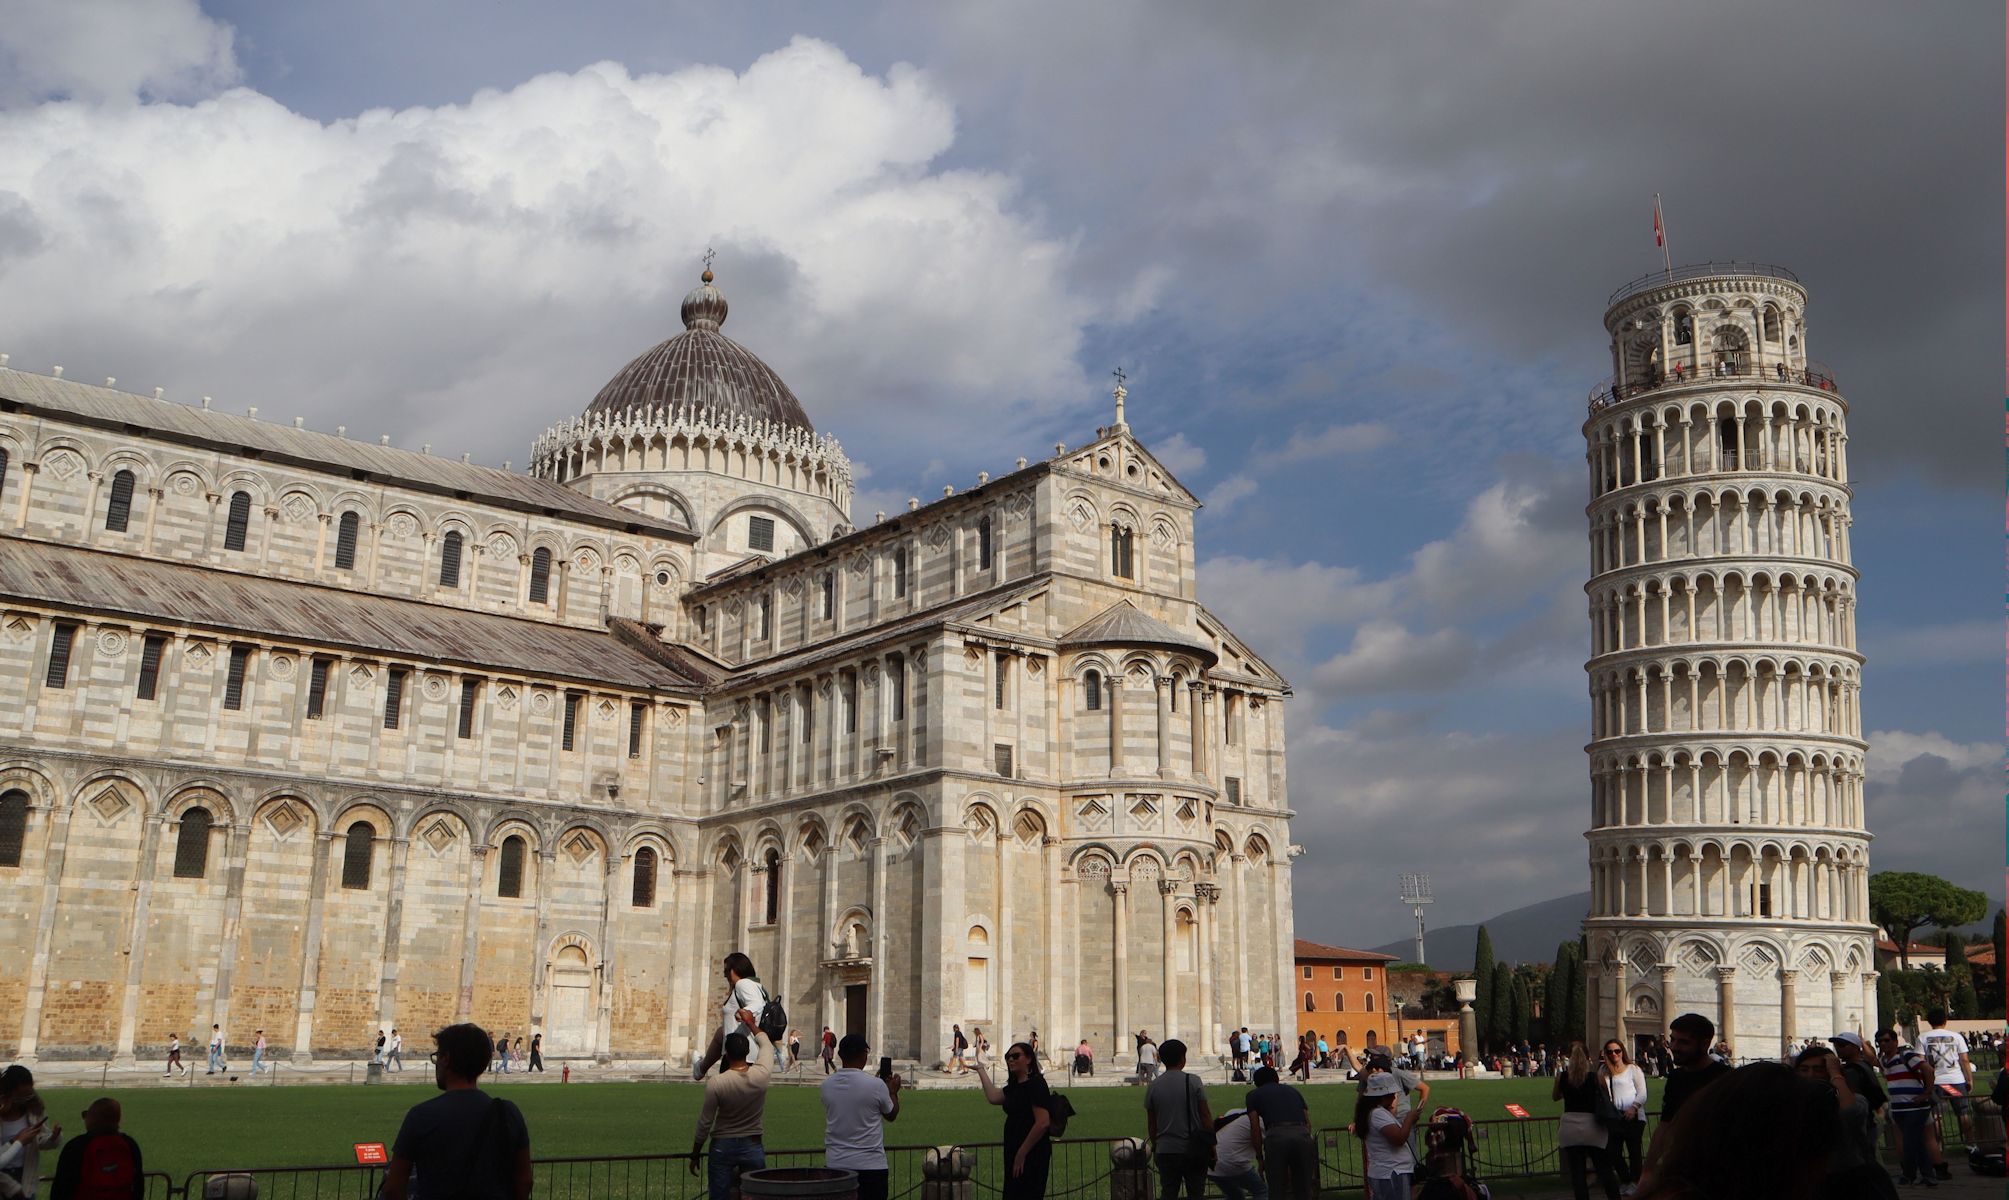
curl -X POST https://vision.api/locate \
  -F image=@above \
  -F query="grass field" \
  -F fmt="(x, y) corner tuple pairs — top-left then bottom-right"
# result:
(36, 1073), (1630, 1181)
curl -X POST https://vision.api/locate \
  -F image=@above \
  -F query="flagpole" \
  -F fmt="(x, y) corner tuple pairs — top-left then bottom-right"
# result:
(1655, 193), (1673, 278)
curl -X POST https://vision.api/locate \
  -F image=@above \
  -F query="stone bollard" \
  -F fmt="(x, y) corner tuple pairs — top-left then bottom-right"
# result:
(202, 1175), (258, 1200)
(365, 1061), (384, 1085)
(1109, 1137), (1151, 1200)
(923, 1146), (973, 1200)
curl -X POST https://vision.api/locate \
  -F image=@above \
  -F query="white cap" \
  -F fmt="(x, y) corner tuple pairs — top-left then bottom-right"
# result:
(1363, 1073), (1402, 1098)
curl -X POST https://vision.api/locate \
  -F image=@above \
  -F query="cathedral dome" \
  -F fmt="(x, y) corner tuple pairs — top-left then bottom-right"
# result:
(585, 269), (813, 433)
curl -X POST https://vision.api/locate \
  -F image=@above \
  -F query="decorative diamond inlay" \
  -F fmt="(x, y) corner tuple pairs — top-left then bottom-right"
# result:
(1129, 797), (1158, 818)
(264, 802), (305, 839)
(421, 819), (458, 853)
(87, 787), (131, 825)
(281, 493), (315, 524)
(563, 831), (597, 865)
(183, 642), (211, 663)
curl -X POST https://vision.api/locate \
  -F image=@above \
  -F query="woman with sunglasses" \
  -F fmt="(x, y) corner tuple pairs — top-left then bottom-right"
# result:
(974, 1042), (1053, 1200)
(1598, 1040), (1648, 1191)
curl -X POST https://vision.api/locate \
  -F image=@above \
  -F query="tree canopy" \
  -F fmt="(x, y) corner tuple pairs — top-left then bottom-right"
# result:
(1868, 871), (1988, 970)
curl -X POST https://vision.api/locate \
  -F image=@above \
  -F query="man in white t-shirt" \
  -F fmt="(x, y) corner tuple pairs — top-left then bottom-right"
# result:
(1207, 1108), (1268, 1200)
(820, 1033), (901, 1200)
(695, 953), (771, 1078)
(1917, 1007), (1975, 1159)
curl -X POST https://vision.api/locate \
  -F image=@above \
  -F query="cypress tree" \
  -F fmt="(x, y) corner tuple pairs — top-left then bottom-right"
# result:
(1877, 971), (1897, 1030)
(1562, 944), (1588, 1048)
(1491, 961), (1516, 1048)
(1544, 943), (1573, 1043)
(1473, 926), (1496, 1053)
(1510, 971), (1533, 1043)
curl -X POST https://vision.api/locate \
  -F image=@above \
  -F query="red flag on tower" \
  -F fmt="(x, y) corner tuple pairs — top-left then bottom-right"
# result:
(1652, 194), (1672, 275)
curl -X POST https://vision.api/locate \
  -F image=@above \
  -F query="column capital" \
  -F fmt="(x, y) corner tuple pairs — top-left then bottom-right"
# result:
(1713, 965), (1737, 981)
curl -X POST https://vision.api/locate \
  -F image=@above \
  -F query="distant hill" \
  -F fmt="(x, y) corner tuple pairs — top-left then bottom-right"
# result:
(1365, 891), (1591, 970)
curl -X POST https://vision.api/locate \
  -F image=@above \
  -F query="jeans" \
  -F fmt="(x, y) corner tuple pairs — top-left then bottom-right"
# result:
(708, 1138), (766, 1200)
(207, 1046), (224, 1073)
(1262, 1127), (1318, 1200)
(852, 1169), (888, 1200)
(386, 1050), (402, 1071)
(1154, 1151), (1208, 1200)
(1892, 1108), (1932, 1181)
(250, 1049), (265, 1075)
(1366, 1175), (1411, 1200)
(1210, 1168), (1267, 1200)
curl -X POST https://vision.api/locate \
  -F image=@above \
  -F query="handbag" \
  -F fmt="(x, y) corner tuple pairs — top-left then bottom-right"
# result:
(1557, 1111), (1608, 1149)
(1186, 1074), (1218, 1155)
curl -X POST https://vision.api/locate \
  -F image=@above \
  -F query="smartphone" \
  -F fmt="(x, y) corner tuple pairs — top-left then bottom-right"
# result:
(877, 1056), (893, 1079)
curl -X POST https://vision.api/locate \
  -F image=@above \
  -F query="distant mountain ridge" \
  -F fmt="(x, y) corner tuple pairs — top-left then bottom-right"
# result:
(1361, 891), (1591, 970)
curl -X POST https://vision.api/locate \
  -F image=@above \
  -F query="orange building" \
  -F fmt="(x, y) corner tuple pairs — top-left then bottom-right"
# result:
(1293, 938), (1396, 1055)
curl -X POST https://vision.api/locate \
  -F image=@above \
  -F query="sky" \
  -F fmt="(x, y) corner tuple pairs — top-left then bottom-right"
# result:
(0, 1), (1998, 951)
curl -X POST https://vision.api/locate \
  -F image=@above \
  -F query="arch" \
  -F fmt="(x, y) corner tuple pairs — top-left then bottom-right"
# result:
(438, 530), (465, 588)
(706, 494), (819, 549)
(609, 483), (697, 530)
(334, 510), (362, 570)
(528, 547), (554, 604)
(631, 844), (660, 907)
(341, 819), (377, 889)
(0, 788), (27, 867)
(223, 490), (254, 551)
(172, 805), (214, 878)
(833, 906), (874, 959)
(497, 834), (529, 898)
(104, 468), (137, 532)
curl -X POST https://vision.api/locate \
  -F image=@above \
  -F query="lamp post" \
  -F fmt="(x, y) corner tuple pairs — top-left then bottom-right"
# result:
(1455, 977), (1478, 1079)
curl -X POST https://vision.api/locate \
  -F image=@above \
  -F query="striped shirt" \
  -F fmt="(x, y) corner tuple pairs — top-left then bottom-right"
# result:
(1881, 1047), (1932, 1110)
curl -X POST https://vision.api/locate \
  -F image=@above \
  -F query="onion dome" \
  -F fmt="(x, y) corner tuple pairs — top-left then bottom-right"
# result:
(586, 267), (813, 432)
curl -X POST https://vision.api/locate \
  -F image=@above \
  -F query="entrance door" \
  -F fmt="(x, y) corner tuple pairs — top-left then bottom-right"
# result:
(844, 984), (868, 1038)
(547, 945), (593, 1056)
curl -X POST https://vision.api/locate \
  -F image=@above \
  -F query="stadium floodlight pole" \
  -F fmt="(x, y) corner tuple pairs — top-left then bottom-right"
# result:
(1399, 873), (1433, 966)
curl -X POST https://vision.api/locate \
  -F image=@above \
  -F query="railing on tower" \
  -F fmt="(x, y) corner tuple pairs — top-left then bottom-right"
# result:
(1588, 359), (1839, 413)
(1606, 261), (1803, 307)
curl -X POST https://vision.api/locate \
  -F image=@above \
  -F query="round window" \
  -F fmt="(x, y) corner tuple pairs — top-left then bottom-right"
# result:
(655, 571), (671, 586)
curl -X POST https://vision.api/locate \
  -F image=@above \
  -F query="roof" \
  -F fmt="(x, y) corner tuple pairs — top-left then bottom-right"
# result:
(0, 368), (691, 539)
(1060, 600), (1218, 665)
(1294, 938), (1398, 963)
(0, 538), (705, 692)
(585, 272), (812, 433)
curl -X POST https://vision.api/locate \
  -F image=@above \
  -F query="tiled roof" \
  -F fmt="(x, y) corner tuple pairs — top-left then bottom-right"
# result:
(1060, 599), (1217, 664)
(0, 368), (691, 538)
(1294, 938), (1398, 962)
(0, 538), (705, 692)
(585, 275), (812, 433)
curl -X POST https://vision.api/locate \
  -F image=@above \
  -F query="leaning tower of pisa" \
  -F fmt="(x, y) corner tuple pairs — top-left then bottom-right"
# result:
(1581, 263), (1875, 1061)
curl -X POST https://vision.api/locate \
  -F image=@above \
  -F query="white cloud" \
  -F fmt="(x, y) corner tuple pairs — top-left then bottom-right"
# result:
(1311, 620), (1474, 696)
(0, 0), (238, 106)
(0, 37), (1110, 473)
(1405, 463), (1582, 618)
(1272, 421), (1395, 462)
(1203, 473), (1257, 512)
(1865, 729), (2002, 782)
(1197, 555), (1400, 661)
(1151, 431), (1207, 477)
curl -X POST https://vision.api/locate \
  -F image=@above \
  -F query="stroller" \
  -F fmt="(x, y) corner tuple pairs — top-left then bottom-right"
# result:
(1415, 1106), (1489, 1200)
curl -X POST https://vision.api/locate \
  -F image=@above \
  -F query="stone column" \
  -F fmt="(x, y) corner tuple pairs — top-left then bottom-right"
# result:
(868, 836), (890, 1057)
(1044, 836), (1063, 1063)
(1159, 880), (1178, 1041)
(1714, 966), (1737, 1059)
(1154, 677), (1173, 779)
(455, 845), (491, 1021)
(18, 797), (77, 1060)
(1454, 977), (1478, 1070)
(376, 835), (412, 1028)
(292, 831), (338, 1060)
(1778, 969), (1798, 1058)
(528, 848), (558, 1030)
(1658, 964), (1678, 1032)
(1829, 970), (1850, 1037)
(110, 812), (168, 1062)
(1230, 854), (1248, 1025)
(207, 821), (254, 1037)
(1110, 881), (1130, 1063)
(1107, 675), (1125, 777)
(595, 851), (618, 1060)
(1194, 884), (1218, 1051)
(996, 831), (1013, 1042)
(1188, 682), (1207, 779)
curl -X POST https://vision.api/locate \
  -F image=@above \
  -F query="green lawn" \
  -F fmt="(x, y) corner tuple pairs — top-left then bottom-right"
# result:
(39, 1073), (1617, 1182)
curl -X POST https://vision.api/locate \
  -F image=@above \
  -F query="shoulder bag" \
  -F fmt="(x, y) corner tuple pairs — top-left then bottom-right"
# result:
(1185, 1074), (1217, 1158)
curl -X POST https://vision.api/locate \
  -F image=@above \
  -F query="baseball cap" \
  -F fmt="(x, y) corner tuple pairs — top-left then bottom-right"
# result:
(838, 1033), (869, 1059)
(1363, 1073), (1402, 1098)
(1830, 1032), (1865, 1050)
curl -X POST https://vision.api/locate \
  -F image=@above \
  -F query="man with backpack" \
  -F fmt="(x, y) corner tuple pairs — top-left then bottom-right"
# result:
(47, 1100), (140, 1200)
(381, 1024), (532, 1200)
(1143, 1039), (1214, 1200)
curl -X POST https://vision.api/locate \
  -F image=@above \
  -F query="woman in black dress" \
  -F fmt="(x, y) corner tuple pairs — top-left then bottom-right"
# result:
(1551, 1042), (1622, 1200)
(975, 1041), (1053, 1200)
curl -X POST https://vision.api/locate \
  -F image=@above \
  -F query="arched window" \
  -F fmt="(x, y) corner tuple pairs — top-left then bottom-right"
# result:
(439, 531), (464, 588)
(1084, 670), (1102, 711)
(341, 820), (374, 889)
(631, 846), (658, 907)
(1763, 308), (1782, 342)
(223, 491), (252, 551)
(1111, 524), (1134, 579)
(498, 835), (526, 898)
(893, 546), (909, 597)
(763, 849), (782, 924)
(1672, 309), (1693, 345)
(0, 448), (9, 504)
(978, 516), (993, 571)
(1304, 992), (1316, 1012)
(1335, 993), (1346, 1012)
(334, 511), (361, 570)
(0, 789), (27, 867)
(528, 548), (552, 604)
(104, 469), (135, 532)
(173, 806), (212, 879)
(1170, 672), (1182, 713)
(967, 926), (993, 1016)
(1365, 992), (1376, 1012)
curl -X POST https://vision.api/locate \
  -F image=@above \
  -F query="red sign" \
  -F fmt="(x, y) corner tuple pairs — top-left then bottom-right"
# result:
(1503, 1104), (1530, 1119)
(1939, 1084), (1965, 1097)
(353, 1144), (388, 1166)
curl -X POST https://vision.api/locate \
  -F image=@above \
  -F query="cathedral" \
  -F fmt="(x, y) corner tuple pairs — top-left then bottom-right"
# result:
(0, 267), (1298, 1066)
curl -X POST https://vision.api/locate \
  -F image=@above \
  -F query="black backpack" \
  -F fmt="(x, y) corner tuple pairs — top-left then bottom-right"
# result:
(1045, 1091), (1076, 1137)
(756, 985), (788, 1043)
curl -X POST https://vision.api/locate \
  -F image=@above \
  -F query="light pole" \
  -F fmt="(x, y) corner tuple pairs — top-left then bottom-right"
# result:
(1399, 873), (1433, 966)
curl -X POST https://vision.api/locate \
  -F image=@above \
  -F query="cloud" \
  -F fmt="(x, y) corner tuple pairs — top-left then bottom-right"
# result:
(1150, 431), (1207, 477)
(1861, 730), (2000, 912)
(1405, 458), (1582, 618)
(1311, 621), (1474, 696)
(1271, 421), (1394, 462)
(1196, 555), (1399, 661)
(1202, 473), (1257, 513)
(1865, 730), (2001, 782)
(0, 37), (1107, 477)
(0, 0), (238, 106)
